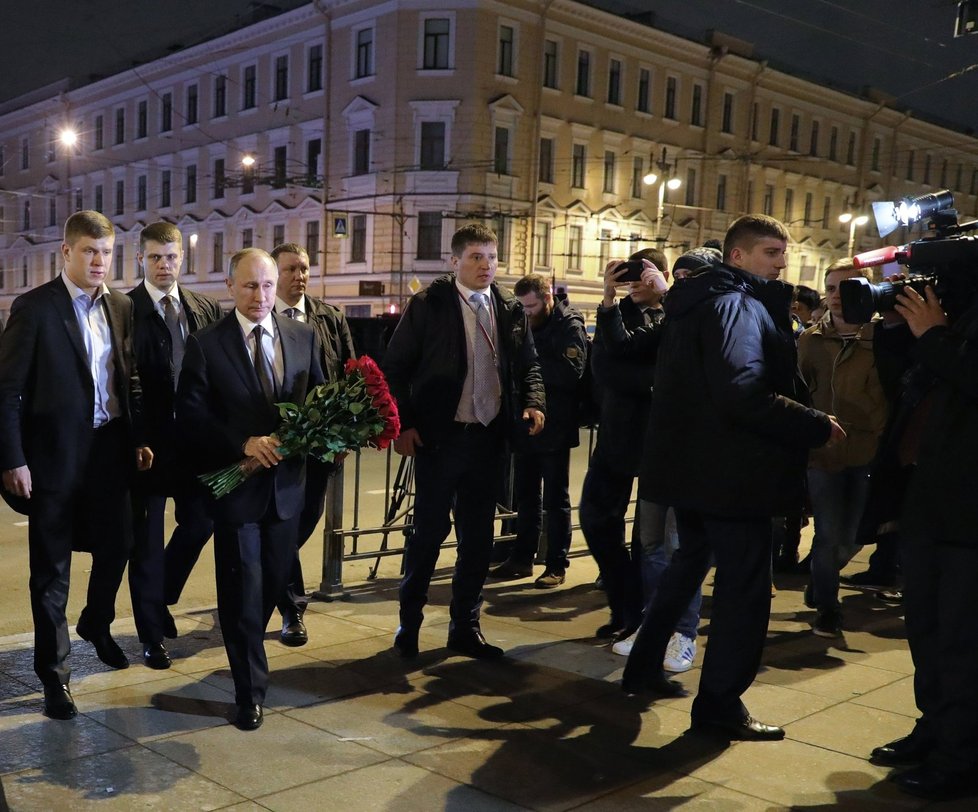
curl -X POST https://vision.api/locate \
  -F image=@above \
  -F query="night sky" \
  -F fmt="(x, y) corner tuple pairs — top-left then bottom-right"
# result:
(3, 0), (977, 133)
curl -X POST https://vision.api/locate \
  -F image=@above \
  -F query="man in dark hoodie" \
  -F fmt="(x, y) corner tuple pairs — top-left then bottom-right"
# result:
(383, 224), (546, 660)
(621, 214), (844, 741)
(489, 273), (586, 589)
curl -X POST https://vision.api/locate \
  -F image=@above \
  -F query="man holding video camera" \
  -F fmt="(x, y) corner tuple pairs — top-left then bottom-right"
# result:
(870, 278), (978, 800)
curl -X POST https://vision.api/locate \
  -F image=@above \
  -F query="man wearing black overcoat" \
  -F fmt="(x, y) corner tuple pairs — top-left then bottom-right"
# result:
(127, 221), (223, 670)
(0, 210), (152, 720)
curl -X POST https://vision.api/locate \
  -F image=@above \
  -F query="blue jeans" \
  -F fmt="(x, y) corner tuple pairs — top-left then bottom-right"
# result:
(807, 465), (870, 611)
(638, 500), (701, 639)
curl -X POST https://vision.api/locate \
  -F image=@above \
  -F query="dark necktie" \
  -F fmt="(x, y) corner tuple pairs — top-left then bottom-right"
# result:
(162, 295), (184, 387)
(284, 307), (299, 320)
(251, 325), (276, 404)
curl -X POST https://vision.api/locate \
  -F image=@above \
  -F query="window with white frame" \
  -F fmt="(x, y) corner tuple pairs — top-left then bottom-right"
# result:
(419, 122), (446, 170)
(417, 211), (443, 259)
(274, 54), (289, 101)
(567, 224), (582, 270)
(242, 65), (257, 109)
(542, 39), (558, 88)
(637, 68), (651, 113)
(603, 150), (616, 193)
(350, 214), (367, 263)
(534, 221), (551, 267)
(355, 27), (374, 78)
(539, 137), (554, 184)
(608, 59), (622, 105)
(572, 143), (586, 188)
(498, 24), (515, 77)
(493, 127), (510, 174)
(575, 50), (591, 96)
(421, 17), (451, 69)
(307, 44), (323, 92)
(664, 76), (677, 119)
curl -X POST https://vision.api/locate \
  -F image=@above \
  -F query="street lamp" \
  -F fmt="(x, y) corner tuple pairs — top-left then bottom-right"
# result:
(839, 212), (869, 256)
(59, 127), (78, 215)
(643, 171), (682, 240)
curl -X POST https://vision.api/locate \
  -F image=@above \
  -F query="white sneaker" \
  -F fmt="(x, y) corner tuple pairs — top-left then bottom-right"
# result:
(611, 631), (637, 657)
(663, 632), (697, 673)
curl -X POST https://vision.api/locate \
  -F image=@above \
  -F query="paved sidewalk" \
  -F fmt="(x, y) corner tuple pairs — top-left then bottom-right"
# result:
(0, 547), (964, 811)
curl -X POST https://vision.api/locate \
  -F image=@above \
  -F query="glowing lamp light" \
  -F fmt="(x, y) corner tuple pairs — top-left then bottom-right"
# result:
(666, 177), (682, 191)
(241, 155), (256, 167)
(59, 128), (78, 148)
(642, 172), (658, 186)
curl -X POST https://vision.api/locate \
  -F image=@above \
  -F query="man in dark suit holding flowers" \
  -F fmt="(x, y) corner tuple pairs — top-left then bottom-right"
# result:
(177, 247), (323, 730)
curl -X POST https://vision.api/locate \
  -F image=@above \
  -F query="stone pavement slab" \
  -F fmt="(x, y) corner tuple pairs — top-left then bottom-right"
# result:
(0, 544), (964, 810)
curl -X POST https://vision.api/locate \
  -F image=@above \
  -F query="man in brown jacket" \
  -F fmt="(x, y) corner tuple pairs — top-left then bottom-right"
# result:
(798, 258), (894, 636)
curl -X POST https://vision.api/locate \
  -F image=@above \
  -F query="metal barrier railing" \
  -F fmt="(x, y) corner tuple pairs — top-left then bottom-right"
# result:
(312, 428), (632, 601)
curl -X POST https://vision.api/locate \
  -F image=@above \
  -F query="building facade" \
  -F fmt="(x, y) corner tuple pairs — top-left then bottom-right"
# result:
(3, 0), (978, 322)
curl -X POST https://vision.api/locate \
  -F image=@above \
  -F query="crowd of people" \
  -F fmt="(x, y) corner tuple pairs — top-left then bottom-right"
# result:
(0, 210), (975, 801)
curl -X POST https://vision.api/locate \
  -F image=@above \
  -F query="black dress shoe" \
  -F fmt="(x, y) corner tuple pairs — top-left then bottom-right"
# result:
(43, 684), (77, 720)
(163, 611), (178, 640)
(233, 704), (263, 731)
(621, 670), (686, 698)
(595, 622), (624, 639)
(76, 622), (129, 670)
(691, 715), (785, 741)
(891, 764), (976, 800)
(446, 630), (504, 659)
(280, 614), (308, 647)
(143, 642), (172, 670)
(393, 626), (419, 659)
(870, 732), (933, 767)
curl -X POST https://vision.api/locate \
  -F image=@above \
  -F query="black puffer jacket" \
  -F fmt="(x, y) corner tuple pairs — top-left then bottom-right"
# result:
(515, 298), (586, 452)
(383, 275), (546, 446)
(590, 296), (661, 476)
(639, 264), (831, 518)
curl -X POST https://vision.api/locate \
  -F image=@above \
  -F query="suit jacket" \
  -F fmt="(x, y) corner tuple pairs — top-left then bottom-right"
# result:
(0, 276), (142, 508)
(176, 311), (325, 525)
(305, 296), (356, 384)
(129, 282), (223, 494)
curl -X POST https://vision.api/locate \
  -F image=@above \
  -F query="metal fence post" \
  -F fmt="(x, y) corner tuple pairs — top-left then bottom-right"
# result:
(314, 465), (348, 601)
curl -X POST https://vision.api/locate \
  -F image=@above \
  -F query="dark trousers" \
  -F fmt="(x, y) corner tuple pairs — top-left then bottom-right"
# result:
(276, 457), (333, 618)
(28, 419), (131, 687)
(130, 490), (213, 642)
(623, 509), (773, 723)
(511, 448), (572, 572)
(903, 525), (978, 773)
(214, 513), (299, 706)
(163, 496), (218, 605)
(399, 424), (502, 634)
(579, 463), (643, 629)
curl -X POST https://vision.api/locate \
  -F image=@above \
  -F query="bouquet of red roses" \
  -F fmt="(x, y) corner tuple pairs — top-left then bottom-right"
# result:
(199, 355), (400, 498)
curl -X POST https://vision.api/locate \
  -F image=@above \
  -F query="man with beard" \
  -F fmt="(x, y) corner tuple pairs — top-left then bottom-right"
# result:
(489, 274), (587, 588)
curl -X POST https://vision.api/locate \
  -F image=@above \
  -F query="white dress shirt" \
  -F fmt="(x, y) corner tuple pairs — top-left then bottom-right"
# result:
(234, 309), (285, 391)
(61, 271), (120, 427)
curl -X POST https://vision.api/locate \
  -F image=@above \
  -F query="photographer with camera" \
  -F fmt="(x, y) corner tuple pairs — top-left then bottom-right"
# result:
(868, 277), (978, 800)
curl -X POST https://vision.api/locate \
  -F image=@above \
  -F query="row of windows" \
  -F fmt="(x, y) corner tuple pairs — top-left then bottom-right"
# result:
(0, 218), (331, 291)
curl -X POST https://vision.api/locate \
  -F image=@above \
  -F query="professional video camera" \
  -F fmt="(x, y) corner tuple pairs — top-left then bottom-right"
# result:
(839, 189), (978, 323)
